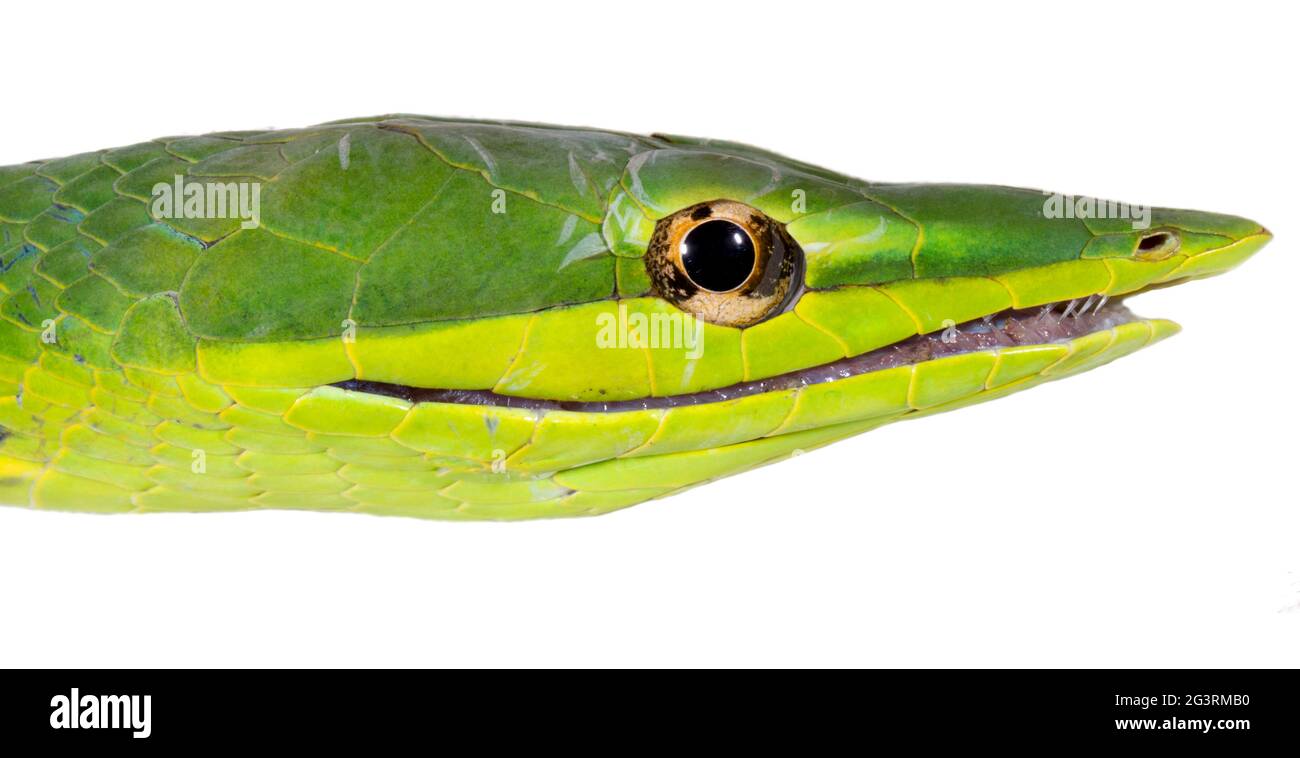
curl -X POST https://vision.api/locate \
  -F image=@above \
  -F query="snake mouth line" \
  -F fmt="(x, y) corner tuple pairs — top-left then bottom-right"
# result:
(333, 295), (1142, 413)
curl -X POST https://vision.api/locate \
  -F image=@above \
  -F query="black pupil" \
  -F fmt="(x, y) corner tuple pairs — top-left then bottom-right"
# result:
(680, 220), (755, 292)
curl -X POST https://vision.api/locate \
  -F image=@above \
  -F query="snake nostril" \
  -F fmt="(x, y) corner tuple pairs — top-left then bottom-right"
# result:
(1136, 230), (1180, 260)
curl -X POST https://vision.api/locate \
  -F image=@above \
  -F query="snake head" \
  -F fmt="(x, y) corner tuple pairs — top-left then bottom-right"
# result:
(150, 119), (1269, 512)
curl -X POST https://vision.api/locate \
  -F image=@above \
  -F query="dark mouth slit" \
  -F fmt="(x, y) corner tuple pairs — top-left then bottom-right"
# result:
(334, 297), (1139, 413)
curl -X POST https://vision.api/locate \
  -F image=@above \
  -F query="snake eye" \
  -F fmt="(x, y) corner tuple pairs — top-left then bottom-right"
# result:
(680, 220), (756, 292)
(645, 200), (803, 328)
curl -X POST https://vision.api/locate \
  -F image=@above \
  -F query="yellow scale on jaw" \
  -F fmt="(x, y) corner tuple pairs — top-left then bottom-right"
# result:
(3, 307), (1175, 520)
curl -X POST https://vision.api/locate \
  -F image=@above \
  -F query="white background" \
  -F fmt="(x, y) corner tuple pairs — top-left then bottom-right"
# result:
(0, 0), (1295, 668)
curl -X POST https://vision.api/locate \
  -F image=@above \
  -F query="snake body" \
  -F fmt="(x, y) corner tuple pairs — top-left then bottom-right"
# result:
(0, 116), (1271, 519)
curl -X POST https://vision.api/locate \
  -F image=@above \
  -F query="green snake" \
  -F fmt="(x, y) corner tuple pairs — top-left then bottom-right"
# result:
(0, 116), (1272, 520)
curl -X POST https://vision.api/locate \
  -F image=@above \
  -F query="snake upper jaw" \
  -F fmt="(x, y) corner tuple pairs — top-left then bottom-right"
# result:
(332, 224), (1274, 413)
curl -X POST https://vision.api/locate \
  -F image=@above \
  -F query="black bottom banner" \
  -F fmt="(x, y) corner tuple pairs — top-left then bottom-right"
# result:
(0, 669), (1289, 747)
